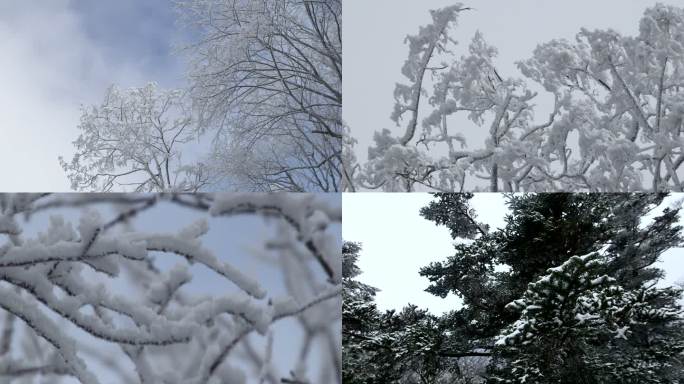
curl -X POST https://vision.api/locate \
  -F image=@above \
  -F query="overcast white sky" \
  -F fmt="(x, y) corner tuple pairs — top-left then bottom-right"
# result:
(343, 0), (684, 180)
(343, 193), (684, 315)
(0, 0), (186, 191)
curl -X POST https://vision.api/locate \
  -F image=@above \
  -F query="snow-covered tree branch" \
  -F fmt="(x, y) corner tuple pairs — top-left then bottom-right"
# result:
(177, 0), (343, 192)
(61, 0), (343, 192)
(350, 3), (684, 192)
(0, 193), (341, 383)
(59, 83), (208, 192)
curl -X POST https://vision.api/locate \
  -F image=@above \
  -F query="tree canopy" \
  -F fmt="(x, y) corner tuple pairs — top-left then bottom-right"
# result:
(62, 0), (342, 192)
(343, 193), (684, 383)
(348, 3), (684, 192)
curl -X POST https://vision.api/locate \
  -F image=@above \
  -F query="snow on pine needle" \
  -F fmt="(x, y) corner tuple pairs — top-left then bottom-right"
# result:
(0, 193), (341, 384)
(492, 249), (683, 383)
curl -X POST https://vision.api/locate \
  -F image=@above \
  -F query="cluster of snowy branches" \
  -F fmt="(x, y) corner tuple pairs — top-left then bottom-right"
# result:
(59, 84), (207, 192)
(347, 3), (684, 192)
(61, 0), (342, 192)
(494, 250), (683, 383)
(0, 193), (341, 383)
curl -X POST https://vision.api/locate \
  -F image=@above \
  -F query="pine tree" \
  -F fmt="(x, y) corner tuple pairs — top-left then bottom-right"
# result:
(491, 251), (683, 383)
(342, 242), (465, 384)
(343, 241), (410, 384)
(419, 193), (684, 383)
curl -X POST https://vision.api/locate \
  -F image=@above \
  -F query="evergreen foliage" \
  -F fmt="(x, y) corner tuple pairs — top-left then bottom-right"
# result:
(344, 193), (684, 383)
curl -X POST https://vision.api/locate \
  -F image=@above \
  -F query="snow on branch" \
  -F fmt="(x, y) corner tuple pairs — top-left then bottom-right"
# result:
(352, 3), (684, 192)
(0, 193), (341, 383)
(59, 83), (209, 193)
(496, 250), (682, 348)
(173, 0), (343, 192)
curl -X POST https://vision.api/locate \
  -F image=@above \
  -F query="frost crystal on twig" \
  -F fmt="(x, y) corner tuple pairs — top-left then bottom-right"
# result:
(0, 193), (341, 383)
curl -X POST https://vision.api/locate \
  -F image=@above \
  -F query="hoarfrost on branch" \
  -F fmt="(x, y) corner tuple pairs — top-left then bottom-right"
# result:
(349, 3), (684, 192)
(0, 193), (341, 383)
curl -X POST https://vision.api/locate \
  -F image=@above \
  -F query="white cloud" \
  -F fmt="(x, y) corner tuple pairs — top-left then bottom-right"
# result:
(0, 0), (148, 191)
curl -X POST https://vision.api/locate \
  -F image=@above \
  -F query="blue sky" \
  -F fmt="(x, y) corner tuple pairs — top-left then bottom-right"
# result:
(69, 0), (188, 86)
(0, 0), (188, 191)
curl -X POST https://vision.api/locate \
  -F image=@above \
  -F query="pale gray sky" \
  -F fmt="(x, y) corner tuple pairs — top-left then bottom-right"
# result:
(343, 193), (684, 315)
(343, 0), (683, 188)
